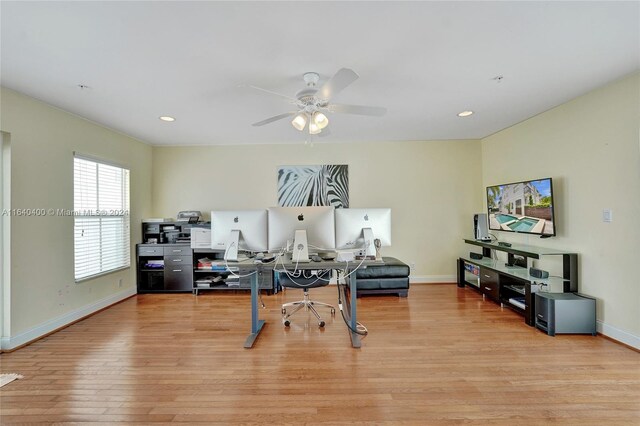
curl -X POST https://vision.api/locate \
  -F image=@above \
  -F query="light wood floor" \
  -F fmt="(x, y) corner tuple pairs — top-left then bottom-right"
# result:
(1, 284), (639, 425)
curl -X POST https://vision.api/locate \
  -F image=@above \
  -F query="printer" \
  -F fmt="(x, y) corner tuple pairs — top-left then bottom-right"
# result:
(176, 210), (202, 223)
(191, 223), (211, 249)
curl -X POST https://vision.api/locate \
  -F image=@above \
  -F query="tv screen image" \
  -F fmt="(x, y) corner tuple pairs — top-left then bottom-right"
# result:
(486, 178), (555, 236)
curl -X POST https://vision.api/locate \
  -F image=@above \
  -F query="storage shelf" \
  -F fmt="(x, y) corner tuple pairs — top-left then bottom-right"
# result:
(459, 239), (579, 329)
(503, 299), (526, 313)
(195, 284), (248, 291)
(138, 242), (274, 295)
(503, 284), (525, 295)
(462, 256), (569, 287)
(464, 238), (577, 258)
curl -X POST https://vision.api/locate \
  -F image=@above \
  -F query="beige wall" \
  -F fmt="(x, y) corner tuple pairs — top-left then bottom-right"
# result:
(0, 88), (153, 346)
(4, 72), (636, 348)
(152, 140), (484, 280)
(481, 72), (640, 342)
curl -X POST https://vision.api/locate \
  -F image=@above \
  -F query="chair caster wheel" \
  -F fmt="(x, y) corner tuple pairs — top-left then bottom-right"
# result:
(284, 320), (290, 327)
(319, 321), (325, 328)
(281, 308), (286, 315)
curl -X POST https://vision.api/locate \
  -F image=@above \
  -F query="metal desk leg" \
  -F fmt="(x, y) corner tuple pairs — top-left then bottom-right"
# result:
(349, 271), (361, 348)
(244, 272), (265, 348)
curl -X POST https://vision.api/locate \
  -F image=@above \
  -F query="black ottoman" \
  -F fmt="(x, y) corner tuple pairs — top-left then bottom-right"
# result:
(355, 257), (410, 297)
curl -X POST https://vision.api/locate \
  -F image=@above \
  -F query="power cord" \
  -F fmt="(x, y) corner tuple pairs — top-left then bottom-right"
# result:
(338, 240), (371, 280)
(336, 270), (368, 336)
(273, 245), (329, 287)
(223, 242), (258, 278)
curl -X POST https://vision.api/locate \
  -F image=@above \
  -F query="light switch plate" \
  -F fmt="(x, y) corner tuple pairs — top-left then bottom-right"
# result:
(603, 209), (613, 223)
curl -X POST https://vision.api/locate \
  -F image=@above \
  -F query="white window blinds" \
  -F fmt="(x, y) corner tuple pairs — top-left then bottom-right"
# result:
(74, 155), (130, 281)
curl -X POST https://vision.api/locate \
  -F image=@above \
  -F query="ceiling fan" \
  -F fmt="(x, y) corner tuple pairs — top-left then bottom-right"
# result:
(249, 68), (387, 135)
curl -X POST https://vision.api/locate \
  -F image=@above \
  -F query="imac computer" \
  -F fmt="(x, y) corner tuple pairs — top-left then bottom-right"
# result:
(335, 208), (391, 258)
(211, 210), (268, 261)
(268, 206), (336, 263)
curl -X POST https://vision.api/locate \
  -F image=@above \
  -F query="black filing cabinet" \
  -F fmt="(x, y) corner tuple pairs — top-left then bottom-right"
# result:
(137, 244), (193, 292)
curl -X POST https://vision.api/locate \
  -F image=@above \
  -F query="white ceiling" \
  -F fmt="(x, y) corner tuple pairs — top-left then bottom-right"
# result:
(1, 1), (638, 146)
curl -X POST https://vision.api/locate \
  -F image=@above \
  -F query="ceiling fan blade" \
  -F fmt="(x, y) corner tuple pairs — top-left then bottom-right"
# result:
(318, 68), (359, 100)
(243, 84), (297, 102)
(252, 112), (296, 127)
(328, 103), (387, 116)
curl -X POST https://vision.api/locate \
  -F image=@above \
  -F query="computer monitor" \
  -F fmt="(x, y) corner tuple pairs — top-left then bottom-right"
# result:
(211, 210), (268, 261)
(268, 206), (336, 262)
(335, 208), (391, 257)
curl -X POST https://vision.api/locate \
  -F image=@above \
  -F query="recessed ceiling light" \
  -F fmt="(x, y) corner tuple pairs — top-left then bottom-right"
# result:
(457, 111), (474, 117)
(159, 116), (175, 122)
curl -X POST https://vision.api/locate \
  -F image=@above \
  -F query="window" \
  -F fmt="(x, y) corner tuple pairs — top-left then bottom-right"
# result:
(74, 154), (130, 281)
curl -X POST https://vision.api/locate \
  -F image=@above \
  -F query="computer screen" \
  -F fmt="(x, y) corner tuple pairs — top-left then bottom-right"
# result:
(267, 206), (336, 252)
(211, 210), (268, 255)
(335, 208), (392, 250)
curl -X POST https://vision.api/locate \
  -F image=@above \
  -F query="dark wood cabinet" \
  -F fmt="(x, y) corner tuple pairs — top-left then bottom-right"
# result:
(164, 266), (192, 291)
(479, 267), (499, 301)
(137, 245), (274, 294)
(458, 239), (578, 328)
(137, 244), (193, 293)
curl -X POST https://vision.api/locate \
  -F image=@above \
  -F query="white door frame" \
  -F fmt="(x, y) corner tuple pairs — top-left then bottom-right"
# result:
(0, 131), (11, 349)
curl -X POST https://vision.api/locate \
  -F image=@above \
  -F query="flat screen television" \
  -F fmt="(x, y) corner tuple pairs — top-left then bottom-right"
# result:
(486, 177), (556, 237)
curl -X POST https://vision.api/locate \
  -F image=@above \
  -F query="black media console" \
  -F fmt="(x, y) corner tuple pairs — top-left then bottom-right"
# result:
(457, 239), (578, 327)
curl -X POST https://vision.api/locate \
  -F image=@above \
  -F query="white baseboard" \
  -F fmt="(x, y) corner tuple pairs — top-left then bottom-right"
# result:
(410, 275), (456, 284)
(597, 320), (640, 350)
(0, 288), (136, 351)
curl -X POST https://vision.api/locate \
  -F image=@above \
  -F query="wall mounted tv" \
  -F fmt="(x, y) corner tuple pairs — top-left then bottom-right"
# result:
(486, 177), (556, 237)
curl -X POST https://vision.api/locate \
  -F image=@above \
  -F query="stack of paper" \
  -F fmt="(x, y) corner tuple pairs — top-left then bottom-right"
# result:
(144, 260), (164, 269)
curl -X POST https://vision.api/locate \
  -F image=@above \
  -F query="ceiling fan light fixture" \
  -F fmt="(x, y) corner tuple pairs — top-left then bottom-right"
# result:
(291, 113), (307, 131)
(308, 122), (321, 135)
(313, 112), (329, 129)
(457, 110), (474, 117)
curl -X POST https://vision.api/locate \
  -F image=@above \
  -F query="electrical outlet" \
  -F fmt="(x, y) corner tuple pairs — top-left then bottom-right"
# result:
(410, 262), (416, 271)
(118, 278), (123, 288)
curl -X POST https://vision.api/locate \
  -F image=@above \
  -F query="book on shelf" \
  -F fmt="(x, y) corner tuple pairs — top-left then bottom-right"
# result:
(196, 257), (239, 272)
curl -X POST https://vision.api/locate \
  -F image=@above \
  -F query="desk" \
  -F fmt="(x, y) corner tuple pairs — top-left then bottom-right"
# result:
(244, 258), (385, 349)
